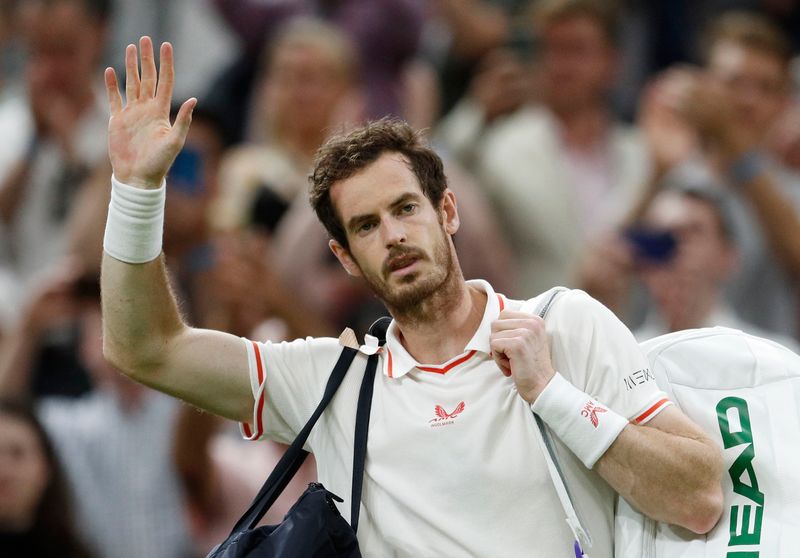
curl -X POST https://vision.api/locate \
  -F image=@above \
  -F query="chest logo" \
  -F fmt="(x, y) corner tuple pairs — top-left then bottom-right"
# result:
(581, 401), (607, 428)
(429, 402), (466, 427)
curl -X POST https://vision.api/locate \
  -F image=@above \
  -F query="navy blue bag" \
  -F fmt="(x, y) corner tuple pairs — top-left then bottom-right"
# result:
(207, 318), (388, 558)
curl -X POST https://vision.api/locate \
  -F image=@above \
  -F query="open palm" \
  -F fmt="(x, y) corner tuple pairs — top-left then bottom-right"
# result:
(105, 37), (196, 189)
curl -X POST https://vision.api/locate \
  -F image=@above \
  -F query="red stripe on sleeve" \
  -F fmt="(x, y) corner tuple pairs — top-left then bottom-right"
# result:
(250, 341), (266, 439)
(634, 398), (670, 424)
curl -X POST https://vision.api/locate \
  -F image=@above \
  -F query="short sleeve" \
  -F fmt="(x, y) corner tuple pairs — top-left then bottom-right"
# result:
(545, 289), (672, 424)
(239, 336), (343, 443)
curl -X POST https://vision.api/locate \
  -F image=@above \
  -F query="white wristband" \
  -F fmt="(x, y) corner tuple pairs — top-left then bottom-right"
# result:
(531, 372), (628, 469)
(103, 175), (166, 264)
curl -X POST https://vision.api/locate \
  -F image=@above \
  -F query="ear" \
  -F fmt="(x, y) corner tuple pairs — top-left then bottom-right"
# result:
(329, 239), (362, 277)
(441, 189), (460, 236)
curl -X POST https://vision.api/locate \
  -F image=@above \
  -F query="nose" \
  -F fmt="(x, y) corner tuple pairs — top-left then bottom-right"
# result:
(381, 216), (407, 247)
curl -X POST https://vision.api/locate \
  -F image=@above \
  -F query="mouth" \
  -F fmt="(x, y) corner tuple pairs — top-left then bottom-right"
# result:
(384, 250), (423, 277)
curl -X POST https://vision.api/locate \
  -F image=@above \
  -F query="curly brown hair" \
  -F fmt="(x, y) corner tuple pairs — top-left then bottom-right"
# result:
(309, 119), (447, 249)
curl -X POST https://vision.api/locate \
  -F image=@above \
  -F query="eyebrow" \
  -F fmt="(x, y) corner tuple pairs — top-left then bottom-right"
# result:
(345, 192), (424, 233)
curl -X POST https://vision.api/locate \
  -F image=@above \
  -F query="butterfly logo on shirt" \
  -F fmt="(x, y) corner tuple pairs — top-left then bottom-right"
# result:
(429, 402), (466, 427)
(581, 401), (607, 428)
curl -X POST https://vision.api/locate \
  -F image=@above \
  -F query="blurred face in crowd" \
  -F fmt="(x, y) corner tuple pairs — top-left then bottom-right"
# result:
(538, 15), (616, 113)
(707, 40), (789, 139)
(329, 153), (460, 316)
(263, 37), (354, 141)
(0, 412), (50, 530)
(640, 191), (736, 320)
(21, 0), (105, 105)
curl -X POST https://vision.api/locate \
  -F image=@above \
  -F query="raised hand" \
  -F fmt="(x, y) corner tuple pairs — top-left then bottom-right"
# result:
(104, 36), (196, 189)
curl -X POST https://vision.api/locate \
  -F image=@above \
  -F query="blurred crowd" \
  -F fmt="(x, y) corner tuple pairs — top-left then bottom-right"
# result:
(1, 0), (799, 556)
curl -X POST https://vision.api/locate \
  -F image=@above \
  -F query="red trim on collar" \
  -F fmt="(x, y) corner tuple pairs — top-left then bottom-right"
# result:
(497, 294), (505, 311)
(417, 350), (478, 374)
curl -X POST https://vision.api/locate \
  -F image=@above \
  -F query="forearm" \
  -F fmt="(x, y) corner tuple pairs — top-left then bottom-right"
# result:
(595, 420), (723, 533)
(740, 171), (800, 278)
(0, 159), (32, 224)
(0, 323), (39, 399)
(101, 252), (186, 375)
(436, 0), (508, 59)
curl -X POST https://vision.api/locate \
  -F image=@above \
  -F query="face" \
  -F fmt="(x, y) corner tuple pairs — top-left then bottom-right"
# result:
(22, 0), (105, 103)
(708, 41), (788, 137)
(328, 153), (460, 314)
(640, 191), (736, 310)
(0, 414), (50, 530)
(263, 41), (351, 136)
(538, 15), (616, 111)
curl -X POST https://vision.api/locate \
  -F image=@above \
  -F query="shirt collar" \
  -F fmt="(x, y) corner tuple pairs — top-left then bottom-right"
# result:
(380, 280), (504, 379)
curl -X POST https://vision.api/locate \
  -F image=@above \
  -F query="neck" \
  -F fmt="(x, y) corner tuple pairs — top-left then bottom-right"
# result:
(664, 289), (720, 332)
(392, 277), (486, 365)
(551, 102), (609, 150)
(277, 126), (325, 163)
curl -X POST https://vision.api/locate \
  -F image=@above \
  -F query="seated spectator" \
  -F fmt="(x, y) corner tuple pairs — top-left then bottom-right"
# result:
(0, 398), (91, 558)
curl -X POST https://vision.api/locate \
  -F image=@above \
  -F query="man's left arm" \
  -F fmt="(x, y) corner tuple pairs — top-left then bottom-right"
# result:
(491, 292), (723, 534)
(594, 404), (723, 534)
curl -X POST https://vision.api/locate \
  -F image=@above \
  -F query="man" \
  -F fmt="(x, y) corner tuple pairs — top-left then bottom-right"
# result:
(100, 37), (722, 557)
(632, 179), (799, 352)
(633, 12), (800, 340)
(0, 265), (192, 558)
(436, 0), (650, 298)
(0, 0), (112, 312)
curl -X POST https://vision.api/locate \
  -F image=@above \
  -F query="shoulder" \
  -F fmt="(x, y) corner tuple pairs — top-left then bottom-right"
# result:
(260, 335), (344, 364)
(483, 106), (551, 151)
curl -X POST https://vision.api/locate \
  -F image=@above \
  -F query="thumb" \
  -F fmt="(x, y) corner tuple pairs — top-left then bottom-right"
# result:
(170, 97), (196, 145)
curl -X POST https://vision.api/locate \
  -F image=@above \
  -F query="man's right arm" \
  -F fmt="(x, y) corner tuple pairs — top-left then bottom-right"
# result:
(101, 37), (252, 422)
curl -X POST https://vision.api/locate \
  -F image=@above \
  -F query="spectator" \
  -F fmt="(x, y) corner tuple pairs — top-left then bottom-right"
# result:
(621, 11), (800, 339)
(0, 0), (111, 276)
(0, 266), (193, 558)
(438, 0), (650, 299)
(0, 398), (92, 558)
(632, 178), (799, 351)
(212, 18), (364, 233)
(206, 0), (425, 143)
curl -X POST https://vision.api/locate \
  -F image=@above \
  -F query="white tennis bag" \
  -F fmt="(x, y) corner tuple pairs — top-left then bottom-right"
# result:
(615, 327), (800, 558)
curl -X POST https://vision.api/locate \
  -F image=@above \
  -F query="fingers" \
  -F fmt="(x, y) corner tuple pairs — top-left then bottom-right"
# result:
(104, 68), (123, 115)
(139, 36), (157, 99)
(156, 42), (175, 108)
(170, 97), (197, 144)
(491, 312), (545, 333)
(125, 43), (140, 103)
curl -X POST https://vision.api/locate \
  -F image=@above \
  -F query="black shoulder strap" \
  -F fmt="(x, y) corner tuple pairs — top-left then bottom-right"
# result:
(349, 316), (390, 532)
(229, 345), (358, 533)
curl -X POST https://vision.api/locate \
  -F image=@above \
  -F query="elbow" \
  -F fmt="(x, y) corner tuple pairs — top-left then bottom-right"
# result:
(102, 333), (165, 383)
(682, 484), (724, 534)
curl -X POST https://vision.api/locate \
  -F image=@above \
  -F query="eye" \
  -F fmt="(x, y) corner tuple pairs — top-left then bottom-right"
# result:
(400, 203), (417, 215)
(357, 221), (375, 234)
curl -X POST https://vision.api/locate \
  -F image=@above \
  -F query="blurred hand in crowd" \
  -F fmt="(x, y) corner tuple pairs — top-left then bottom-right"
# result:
(468, 48), (532, 122)
(767, 102), (800, 170)
(18, 261), (87, 338)
(638, 70), (700, 175)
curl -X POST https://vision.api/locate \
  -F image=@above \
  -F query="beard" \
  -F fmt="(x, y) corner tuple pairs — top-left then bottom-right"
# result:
(356, 227), (457, 319)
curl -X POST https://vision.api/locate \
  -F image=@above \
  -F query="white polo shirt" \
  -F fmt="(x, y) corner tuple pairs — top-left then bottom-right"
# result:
(241, 281), (670, 557)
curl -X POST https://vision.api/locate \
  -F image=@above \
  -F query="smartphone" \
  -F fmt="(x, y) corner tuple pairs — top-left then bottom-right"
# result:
(623, 227), (678, 264)
(168, 147), (203, 195)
